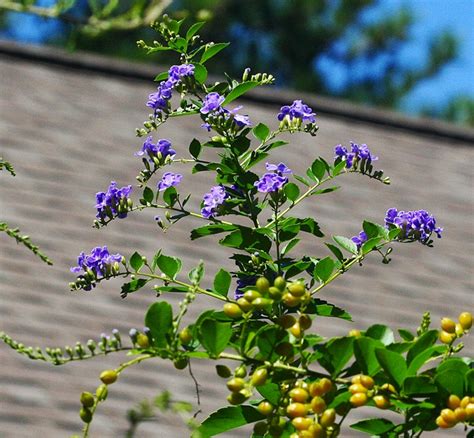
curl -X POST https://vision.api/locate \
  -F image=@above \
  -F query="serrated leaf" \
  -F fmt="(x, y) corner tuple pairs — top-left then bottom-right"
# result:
(333, 235), (358, 254)
(194, 63), (208, 84)
(350, 418), (395, 435)
(213, 269), (231, 298)
(198, 319), (232, 357)
(200, 43), (230, 64)
(156, 254), (182, 279)
(145, 302), (173, 348)
(186, 21), (205, 41)
(284, 183), (300, 202)
(194, 405), (264, 437)
(223, 81), (259, 105)
(314, 257), (335, 283)
(129, 251), (144, 271)
(375, 348), (407, 389)
(252, 123), (270, 142)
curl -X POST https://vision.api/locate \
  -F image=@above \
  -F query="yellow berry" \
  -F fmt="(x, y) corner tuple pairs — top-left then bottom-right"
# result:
(455, 323), (465, 336)
(360, 375), (375, 389)
(99, 369), (118, 385)
(292, 416), (313, 430)
(178, 327), (193, 345)
(309, 381), (324, 397)
(436, 416), (453, 428)
(373, 395), (390, 409)
(251, 368), (268, 386)
(289, 387), (309, 403)
(258, 401), (273, 416)
(466, 403), (474, 421)
(288, 282), (306, 297)
(381, 383), (396, 394)
(237, 298), (253, 312)
(351, 375), (362, 385)
(348, 329), (361, 337)
(350, 392), (368, 407)
(308, 423), (325, 438)
(223, 303), (243, 319)
(256, 277), (270, 294)
(441, 318), (456, 333)
(439, 330), (456, 344)
(349, 383), (368, 394)
(286, 402), (308, 418)
(136, 333), (150, 348)
(440, 408), (456, 425)
(226, 378), (246, 393)
(461, 396), (470, 408)
(289, 322), (303, 338)
(319, 378), (333, 394)
(310, 396), (326, 414)
(282, 292), (301, 307)
(454, 407), (467, 423)
(459, 312), (473, 330)
(320, 408), (336, 427)
(447, 394), (461, 410)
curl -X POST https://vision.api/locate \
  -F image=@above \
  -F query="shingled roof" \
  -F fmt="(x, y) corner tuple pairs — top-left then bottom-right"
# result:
(0, 42), (473, 437)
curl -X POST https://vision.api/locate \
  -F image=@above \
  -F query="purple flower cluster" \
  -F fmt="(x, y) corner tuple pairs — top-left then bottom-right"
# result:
(201, 186), (228, 219)
(147, 64), (195, 111)
(71, 246), (123, 290)
(136, 137), (176, 161)
(254, 162), (292, 193)
(157, 172), (182, 191)
(351, 231), (368, 249)
(95, 181), (132, 221)
(334, 142), (378, 168)
(200, 92), (251, 131)
(277, 100), (316, 123)
(385, 208), (443, 242)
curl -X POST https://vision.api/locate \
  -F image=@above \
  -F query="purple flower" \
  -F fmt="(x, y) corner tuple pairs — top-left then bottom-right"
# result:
(255, 162), (291, 193)
(351, 231), (368, 249)
(135, 137), (176, 161)
(265, 162), (292, 175)
(277, 100), (316, 123)
(385, 208), (443, 243)
(95, 181), (132, 221)
(157, 172), (182, 191)
(200, 92), (225, 115)
(147, 64), (194, 111)
(228, 106), (251, 127)
(201, 185), (228, 219)
(70, 246), (123, 290)
(334, 142), (378, 168)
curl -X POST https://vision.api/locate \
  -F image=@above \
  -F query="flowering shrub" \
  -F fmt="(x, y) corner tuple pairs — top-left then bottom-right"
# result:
(1, 16), (473, 438)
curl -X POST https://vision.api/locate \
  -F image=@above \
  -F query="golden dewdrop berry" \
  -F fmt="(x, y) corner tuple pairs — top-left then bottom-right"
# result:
(226, 377), (246, 393)
(373, 395), (391, 409)
(99, 369), (118, 385)
(257, 400), (273, 416)
(234, 364), (247, 378)
(136, 333), (150, 348)
(360, 375), (375, 389)
(319, 378), (333, 394)
(349, 383), (368, 394)
(250, 368), (268, 386)
(289, 387), (309, 403)
(348, 329), (361, 337)
(447, 394), (461, 409)
(289, 322), (303, 338)
(288, 282), (306, 297)
(223, 303), (243, 319)
(178, 327), (193, 345)
(439, 330), (456, 344)
(320, 408), (336, 427)
(79, 407), (92, 423)
(237, 298), (253, 312)
(243, 290), (261, 302)
(459, 311), (473, 330)
(291, 416), (313, 431)
(274, 276), (286, 290)
(80, 391), (95, 408)
(256, 277), (270, 294)
(436, 416), (453, 429)
(350, 392), (368, 407)
(286, 402), (308, 418)
(454, 407), (467, 422)
(310, 396), (326, 414)
(441, 317), (456, 333)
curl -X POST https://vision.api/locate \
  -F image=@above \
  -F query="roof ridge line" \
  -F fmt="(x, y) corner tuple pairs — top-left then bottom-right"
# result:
(1, 39), (473, 144)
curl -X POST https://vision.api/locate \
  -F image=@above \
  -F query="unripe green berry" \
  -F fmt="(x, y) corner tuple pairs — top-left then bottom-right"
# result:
(268, 286), (283, 299)
(288, 282), (306, 297)
(174, 357), (189, 369)
(234, 365), (247, 378)
(215, 364), (232, 378)
(256, 277), (270, 294)
(237, 297), (253, 312)
(95, 384), (108, 401)
(100, 369), (118, 385)
(79, 407), (92, 423)
(136, 333), (150, 348)
(178, 327), (193, 345)
(223, 303), (243, 319)
(250, 368), (268, 386)
(227, 377), (246, 393)
(273, 276), (286, 291)
(80, 391), (95, 408)
(243, 290), (261, 302)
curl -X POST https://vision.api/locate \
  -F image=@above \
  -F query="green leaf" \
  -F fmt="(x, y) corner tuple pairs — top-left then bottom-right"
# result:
(298, 218), (324, 237)
(403, 376), (437, 396)
(191, 223), (238, 240)
(325, 243), (344, 262)
(375, 348), (407, 389)
(163, 186), (178, 206)
(354, 337), (382, 375)
(406, 329), (438, 365)
(466, 369), (474, 394)
(365, 324), (395, 346)
(200, 42), (230, 64)
(189, 138), (202, 159)
(361, 237), (382, 254)
(434, 358), (469, 397)
(156, 254), (182, 279)
(256, 382), (280, 405)
(293, 174), (310, 187)
(223, 81), (259, 105)
(198, 319), (232, 357)
(186, 21), (205, 41)
(282, 238), (300, 256)
(305, 299), (352, 321)
(398, 329), (415, 341)
(194, 63), (208, 84)
(318, 336), (354, 377)
(195, 405), (264, 437)
(284, 183), (300, 202)
(143, 187), (154, 204)
(154, 71), (168, 82)
(145, 302), (173, 348)
(314, 257), (335, 283)
(256, 325), (287, 361)
(407, 345), (445, 375)
(219, 228), (272, 252)
(120, 278), (148, 296)
(311, 159), (326, 181)
(213, 269), (231, 298)
(333, 235), (358, 254)
(252, 123), (270, 141)
(129, 251), (144, 271)
(362, 221), (380, 239)
(350, 418), (396, 435)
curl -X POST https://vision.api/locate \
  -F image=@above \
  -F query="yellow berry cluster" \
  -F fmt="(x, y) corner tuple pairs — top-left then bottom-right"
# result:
(79, 370), (116, 424)
(277, 314), (312, 339)
(224, 365), (269, 405)
(223, 277), (312, 319)
(436, 394), (474, 429)
(438, 311), (472, 344)
(349, 375), (394, 409)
